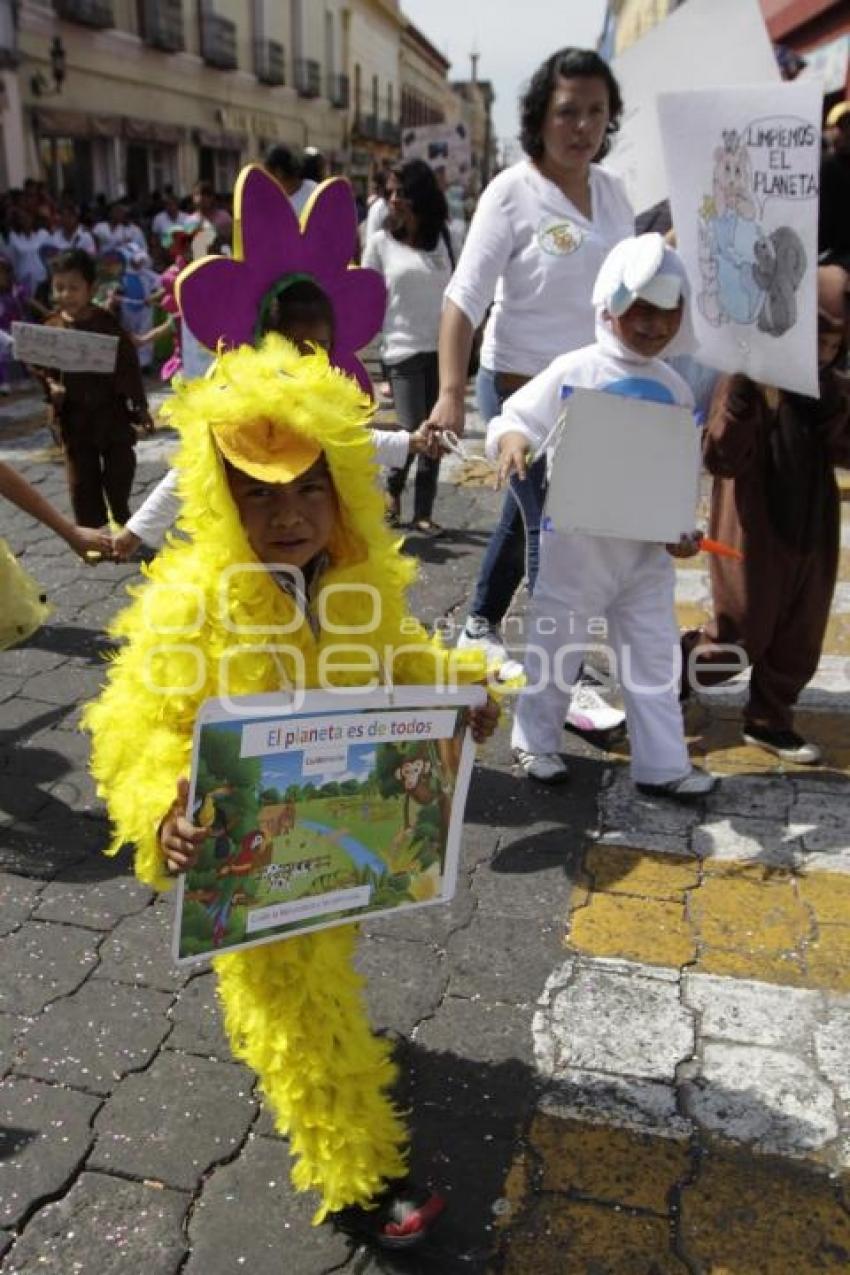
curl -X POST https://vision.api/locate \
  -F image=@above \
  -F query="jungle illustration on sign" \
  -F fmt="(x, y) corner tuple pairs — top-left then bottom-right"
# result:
(175, 697), (474, 963)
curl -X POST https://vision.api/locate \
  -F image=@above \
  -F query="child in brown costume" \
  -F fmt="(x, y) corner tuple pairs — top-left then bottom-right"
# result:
(34, 248), (153, 528)
(682, 265), (850, 763)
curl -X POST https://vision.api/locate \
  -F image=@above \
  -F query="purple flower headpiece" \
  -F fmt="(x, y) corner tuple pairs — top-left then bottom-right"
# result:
(176, 165), (386, 393)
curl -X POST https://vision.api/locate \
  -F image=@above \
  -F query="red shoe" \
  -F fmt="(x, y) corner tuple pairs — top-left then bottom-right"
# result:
(330, 1179), (446, 1250)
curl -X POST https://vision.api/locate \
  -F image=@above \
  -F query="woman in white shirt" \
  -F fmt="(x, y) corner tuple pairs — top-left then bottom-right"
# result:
(7, 210), (51, 299)
(428, 48), (633, 717)
(363, 160), (455, 534)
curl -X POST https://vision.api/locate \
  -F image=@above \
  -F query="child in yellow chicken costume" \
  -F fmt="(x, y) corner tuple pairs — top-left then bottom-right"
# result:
(84, 333), (495, 1249)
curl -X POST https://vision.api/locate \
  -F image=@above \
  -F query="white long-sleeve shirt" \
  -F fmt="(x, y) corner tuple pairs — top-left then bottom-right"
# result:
(126, 429), (412, 547)
(362, 229), (458, 366)
(444, 160), (633, 377)
(486, 325), (695, 467)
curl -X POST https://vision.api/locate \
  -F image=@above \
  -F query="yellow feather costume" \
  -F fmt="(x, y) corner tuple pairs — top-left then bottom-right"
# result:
(84, 335), (484, 1221)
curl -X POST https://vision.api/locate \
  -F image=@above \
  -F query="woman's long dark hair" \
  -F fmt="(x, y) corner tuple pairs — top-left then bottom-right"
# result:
(388, 159), (448, 253)
(520, 48), (623, 163)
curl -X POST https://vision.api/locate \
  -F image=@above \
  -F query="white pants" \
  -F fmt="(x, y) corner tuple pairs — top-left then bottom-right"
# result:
(512, 531), (689, 785)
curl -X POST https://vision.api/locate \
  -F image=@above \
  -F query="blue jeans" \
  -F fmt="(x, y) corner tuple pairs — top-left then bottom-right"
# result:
(469, 366), (546, 625)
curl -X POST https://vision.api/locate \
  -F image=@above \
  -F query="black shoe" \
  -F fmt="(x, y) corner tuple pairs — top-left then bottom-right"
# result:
(329, 1178), (446, 1250)
(742, 726), (822, 765)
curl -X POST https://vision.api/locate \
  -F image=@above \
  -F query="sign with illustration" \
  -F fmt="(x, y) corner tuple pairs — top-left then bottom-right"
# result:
(401, 122), (472, 187)
(658, 81), (821, 396)
(173, 686), (485, 965)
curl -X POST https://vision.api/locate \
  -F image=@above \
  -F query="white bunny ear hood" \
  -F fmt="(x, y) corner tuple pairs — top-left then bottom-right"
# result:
(593, 232), (697, 360)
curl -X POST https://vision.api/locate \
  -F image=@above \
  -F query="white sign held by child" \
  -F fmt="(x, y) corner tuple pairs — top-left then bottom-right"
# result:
(657, 81), (821, 396)
(545, 387), (701, 545)
(11, 321), (119, 374)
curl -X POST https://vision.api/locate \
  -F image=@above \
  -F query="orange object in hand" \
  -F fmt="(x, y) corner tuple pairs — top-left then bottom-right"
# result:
(699, 536), (743, 561)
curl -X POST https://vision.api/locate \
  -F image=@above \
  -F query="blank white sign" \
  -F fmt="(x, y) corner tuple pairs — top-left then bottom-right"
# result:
(544, 387), (701, 544)
(12, 321), (119, 374)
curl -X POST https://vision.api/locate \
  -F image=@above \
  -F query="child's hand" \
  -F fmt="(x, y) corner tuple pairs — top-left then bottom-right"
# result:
(468, 697), (500, 743)
(409, 423), (444, 458)
(497, 431), (531, 485)
(159, 777), (211, 875)
(136, 412), (156, 436)
(47, 380), (66, 407)
(666, 531), (702, 559)
(111, 527), (142, 560)
(68, 525), (113, 562)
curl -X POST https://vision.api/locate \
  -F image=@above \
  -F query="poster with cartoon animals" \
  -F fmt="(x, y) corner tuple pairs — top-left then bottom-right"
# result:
(657, 80), (821, 397)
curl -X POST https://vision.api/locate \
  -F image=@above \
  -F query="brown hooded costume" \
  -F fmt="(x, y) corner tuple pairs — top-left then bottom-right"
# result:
(683, 266), (850, 731)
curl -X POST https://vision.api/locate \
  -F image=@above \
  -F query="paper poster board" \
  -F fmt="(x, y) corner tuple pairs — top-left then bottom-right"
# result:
(401, 122), (472, 187)
(603, 0), (779, 214)
(544, 387), (701, 543)
(11, 321), (119, 374)
(174, 685), (485, 966)
(658, 80), (821, 397)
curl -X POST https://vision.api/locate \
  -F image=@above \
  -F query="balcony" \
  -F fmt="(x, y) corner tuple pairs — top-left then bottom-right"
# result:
(54, 0), (113, 28)
(293, 57), (320, 98)
(255, 38), (285, 85)
(327, 72), (349, 110)
(140, 0), (184, 53)
(379, 119), (400, 145)
(355, 113), (378, 141)
(200, 11), (236, 70)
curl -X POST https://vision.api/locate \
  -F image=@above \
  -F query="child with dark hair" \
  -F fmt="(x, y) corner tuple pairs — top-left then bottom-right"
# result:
(682, 264), (850, 763)
(30, 248), (153, 527)
(112, 274), (436, 558)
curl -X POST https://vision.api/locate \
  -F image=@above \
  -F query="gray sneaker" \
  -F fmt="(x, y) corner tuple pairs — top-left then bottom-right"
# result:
(636, 767), (717, 801)
(513, 748), (570, 784)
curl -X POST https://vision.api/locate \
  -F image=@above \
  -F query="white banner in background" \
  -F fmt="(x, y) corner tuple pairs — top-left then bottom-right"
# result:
(658, 80), (821, 397)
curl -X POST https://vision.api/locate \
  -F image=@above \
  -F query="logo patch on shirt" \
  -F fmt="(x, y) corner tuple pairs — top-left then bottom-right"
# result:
(536, 218), (584, 256)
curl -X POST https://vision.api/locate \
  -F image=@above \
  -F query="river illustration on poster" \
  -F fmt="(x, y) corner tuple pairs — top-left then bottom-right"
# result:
(173, 689), (482, 964)
(658, 81), (822, 396)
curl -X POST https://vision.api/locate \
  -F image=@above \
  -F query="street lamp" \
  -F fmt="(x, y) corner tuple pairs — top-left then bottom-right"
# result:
(31, 36), (66, 97)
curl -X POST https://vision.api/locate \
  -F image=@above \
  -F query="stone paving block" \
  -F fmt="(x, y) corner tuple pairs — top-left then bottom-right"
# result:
(165, 972), (232, 1062)
(683, 1041), (837, 1155)
(583, 844), (699, 901)
(92, 902), (193, 992)
(693, 816), (803, 870)
(15, 979), (172, 1095)
(355, 934), (447, 1036)
(683, 972), (821, 1052)
(0, 1015), (30, 1078)
(471, 855), (575, 920)
(798, 872), (850, 925)
(0, 646), (67, 679)
(570, 891), (696, 968)
(0, 1076), (100, 1227)
(415, 994), (535, 1067)
(679, 1148), (850, 1273)
(0, 814), (105, 879)
(184, 1133), (349, 1275)
(362, 873), (476, 943)
(21, 664), (107, 708)
(693, 943), (808, 987)
(0, 1171), (189, 1274)
(90, 1049), (257, 1189)
(447, 910), (561, 1004)
(33, 867), (153, 931)
(500, 1196), (687, 1274)
(0, 775), (51, 826)
(0, 696), (71, 734)
(793, 789), (850, 852)
(599, 771), (703, 839)
(0, 921), (99, 1015)
(0, 872), (43, 936)
(703, 773), (795, 820)
(529, 1112), (691, 1214)
(806, 927), (850, 994)
(539, 960), (694, 1083)
(690, 873), (810, 958)
(814, 1005), (850, 1101)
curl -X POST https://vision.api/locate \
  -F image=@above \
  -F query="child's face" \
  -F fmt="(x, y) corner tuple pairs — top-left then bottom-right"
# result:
(818, 326), (843, 370)
(52, 270), (94, 319)
(609, 299), (683, 358)
(227, 455), (338, 569)
(287, 317), (333, 354)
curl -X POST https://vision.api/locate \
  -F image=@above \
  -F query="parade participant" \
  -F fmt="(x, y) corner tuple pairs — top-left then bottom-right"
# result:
(427, 48), (632, 729)
(84, 334), (497, 1247)
(0, 256), (27, 394)
(490, 234), (716, 798)
(682, 264), (850, 763)
(0, 460), (111, 648)
(363, 159), (457, 532)
(47, 200), (96, 256)
(265, 145), (318, 217)
(31, 249), (153, 527)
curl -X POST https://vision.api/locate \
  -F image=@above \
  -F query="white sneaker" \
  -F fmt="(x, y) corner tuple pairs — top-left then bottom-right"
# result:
(636, 767), (717, 801)
(742, 727), (822, 765)
(513, 748), (570, 784)
(457, 619), (509, 671)
(566, 680), (626, 733)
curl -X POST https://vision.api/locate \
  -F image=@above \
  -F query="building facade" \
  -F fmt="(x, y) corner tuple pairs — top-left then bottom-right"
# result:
(761, 0), (850, 100)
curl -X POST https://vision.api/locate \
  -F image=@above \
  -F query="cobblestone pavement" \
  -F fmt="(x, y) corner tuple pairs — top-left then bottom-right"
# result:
(2, 381), (850, 1274)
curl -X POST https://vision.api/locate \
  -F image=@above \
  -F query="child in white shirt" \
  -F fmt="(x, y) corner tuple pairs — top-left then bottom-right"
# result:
(489, 234), (717, 800)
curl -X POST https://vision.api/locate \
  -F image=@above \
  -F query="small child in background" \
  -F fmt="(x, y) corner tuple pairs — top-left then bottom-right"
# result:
(0, 256), (27, 395)
(92, 248), (125, 315)
(490, 234), (717, 800)
(119, 248), (159, 370)
(112, 275), (440, 559)
(31, 249), (153, 528)
(682, 264), (850, 763)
